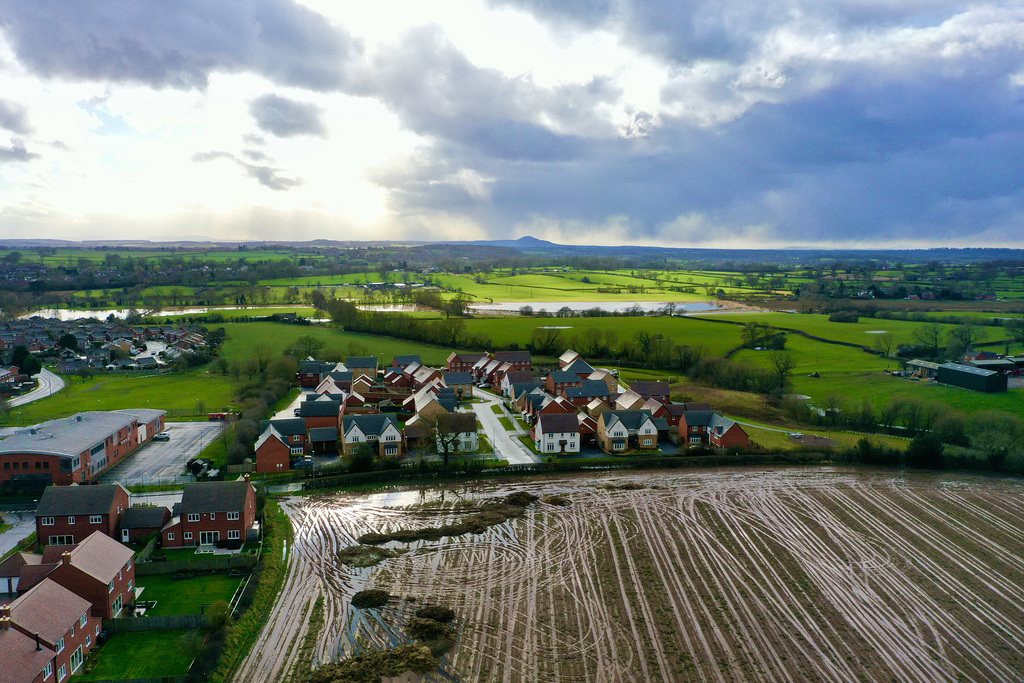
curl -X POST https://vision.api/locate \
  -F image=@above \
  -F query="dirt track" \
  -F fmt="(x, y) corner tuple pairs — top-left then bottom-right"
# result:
(234, 468), (1024, 682)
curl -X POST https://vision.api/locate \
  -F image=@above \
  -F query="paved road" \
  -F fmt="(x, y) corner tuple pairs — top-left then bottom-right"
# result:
(98, 421), (226, 486)
(271, 388), (313, 421)
(0, 509), (36, 557)
(9, 368), (65, 407)
(470, 390), (539, 465)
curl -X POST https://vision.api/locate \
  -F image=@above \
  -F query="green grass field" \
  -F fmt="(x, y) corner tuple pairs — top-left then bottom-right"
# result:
(136, 573), (244, 616)
(3, 372), (236, 426)
(463, 315), (745, 356)
(693, 311), (1012, 347)
(215, 321), (453, 366)
(788, 371), (1024, 413)
(76, 630), (196, 680)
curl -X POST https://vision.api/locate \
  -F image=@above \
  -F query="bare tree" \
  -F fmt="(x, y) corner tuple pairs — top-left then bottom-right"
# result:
(252, 344), (273, 374)
(768, 350), (797, 390)
(912, 323), (945, 358)
(947, 323), (987, 360)
(873, 332), (896, 367)
(292, 334), (326, 359)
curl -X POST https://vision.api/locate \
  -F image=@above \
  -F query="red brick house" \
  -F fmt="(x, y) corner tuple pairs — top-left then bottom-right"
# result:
(161, 477), (259, 548)
(494, 350), (532, 371)
(708, 415), (750, 449)
(3, 578), (101, 683)
(628, 381), (670, 403)
(34, 484), (129, 547)
(37, 532), (135, 620)
(117, 506), (171, 544)
(255, 426), (293, 473)
(679, 410), (749, 449)
(446, 352), (488, 373)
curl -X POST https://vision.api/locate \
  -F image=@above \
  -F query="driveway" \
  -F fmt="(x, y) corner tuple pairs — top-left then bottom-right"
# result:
(97, 421), (226, 486)
(9, 368), (65, 407)
(469, 390), (539, 465)
(271, 388), (313, 421)
(0, 507), (37, 557)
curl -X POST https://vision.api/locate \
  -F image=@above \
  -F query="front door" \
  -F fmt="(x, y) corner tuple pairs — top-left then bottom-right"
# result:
(121, 528), (130, 542)
(199, 531), (220, 546)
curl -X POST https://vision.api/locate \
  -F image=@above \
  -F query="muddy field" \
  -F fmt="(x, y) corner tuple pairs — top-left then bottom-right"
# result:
(234, 467), (1024, 682)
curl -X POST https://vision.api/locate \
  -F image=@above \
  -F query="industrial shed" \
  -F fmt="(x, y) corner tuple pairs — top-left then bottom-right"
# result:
(936, 363), (1007, 393)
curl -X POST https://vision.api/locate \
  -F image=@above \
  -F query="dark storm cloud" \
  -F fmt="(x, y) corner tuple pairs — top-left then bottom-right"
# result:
(0, 100), (32, 135)
(377, 48), (1024, 245)
(359, 26), (620, 158)
(0, 0), (359, 90)
(249, 94), (326, 137)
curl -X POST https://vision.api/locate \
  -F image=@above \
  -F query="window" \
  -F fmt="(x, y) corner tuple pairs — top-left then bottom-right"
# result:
(547, 444), (555, 451)
(108, 580), (114, 593)
(184, 532), (193, 540)
(690, 436), (702, 444)
(57, 665), (66, 682)
(128, 579), (133, 592)
(43, 662), (52, 679)
(96, 624), (101, 636)
(90, 515), (102, 524)
(167, 532), (175, 541)
(227, 512), (239, 521)
(80, 613), (88, 628)
(228, 530), (240, 540)
(187, 513), (200, 522)
(49, 535), (74, 545)
(41, 516), (54, 526)
(385, 445), (398, 456)
(86, 635), (91, 647)
(210, 513), (216, 520)
(56, 637), (65, 653)
(67, 516), (75, 524)
(70, 624), (75, 637)
(642, 439), (653, 446)
(290, 447), (304, 454)
(113, 594), (122, 616)
(126, 558), (132, 570)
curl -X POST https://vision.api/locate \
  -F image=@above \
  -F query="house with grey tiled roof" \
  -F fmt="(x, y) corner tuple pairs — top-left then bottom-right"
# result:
(161, 477), (258, 549)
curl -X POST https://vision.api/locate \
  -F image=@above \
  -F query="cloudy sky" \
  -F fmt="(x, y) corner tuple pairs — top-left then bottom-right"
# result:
(0, 0), (1022, 247)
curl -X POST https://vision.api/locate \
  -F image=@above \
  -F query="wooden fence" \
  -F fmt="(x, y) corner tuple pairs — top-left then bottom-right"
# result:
(102, 614), (209, 633)
(136, 553), (258, 576)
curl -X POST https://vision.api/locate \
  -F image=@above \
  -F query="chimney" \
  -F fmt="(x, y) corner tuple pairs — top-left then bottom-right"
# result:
(0, 615), (9, 630)
(243, 474), (250, 484)
(61, 551), (72, 565)
(0, 604), (10, 619)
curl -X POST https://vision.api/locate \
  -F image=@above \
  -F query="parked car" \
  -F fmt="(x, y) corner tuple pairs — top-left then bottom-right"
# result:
(153, 432), (170, 441)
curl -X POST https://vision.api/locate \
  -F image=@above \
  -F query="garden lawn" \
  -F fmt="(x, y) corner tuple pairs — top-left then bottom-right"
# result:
(76, 629), (195, 680)
(136, 573), (244, 616)
(4, 372), (236, 426)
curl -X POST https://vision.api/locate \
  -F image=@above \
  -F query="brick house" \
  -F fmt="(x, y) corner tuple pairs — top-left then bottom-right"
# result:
(3, 578), (101, 682)
(679, 410), (749, 449)
(494, 350), (532, 372)
(117, 506), (171, 544)
(161, 478), (259, 549)
(442, 371), (474, 399)
(628, 381), (670, 402)
(345, 357), (378, 381)
(342, 414), (404, 458)
(254, 426), (294, 473)
(562, 380), (613, 408)
(35, 532), (136, 620)
(446, 352), (488, 373)
(708, 415), (750, 449)
(545, 371), (582, 396)
(532, 413), (581, 454)
(678, 410), (718, 445)
(597, 410), (659, 453)
(35, 484), (130, 547)
(297, 398), (341, 430)
(391, 355), (422, 369)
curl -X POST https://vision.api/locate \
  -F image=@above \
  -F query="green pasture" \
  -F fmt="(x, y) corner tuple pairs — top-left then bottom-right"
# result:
(739, 422), (907, 452)
(215, 322), (452, 366)
(149, 306), (320, 321)
(136, 573), (244, 616)
(3, 372), (236, 426)
(695, 311), (1012, 347)
(75, 629), (195, 680)
(788, 372), (1024, 414)
(463, 316), (745, 356)
(731, 334), (889, 377)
